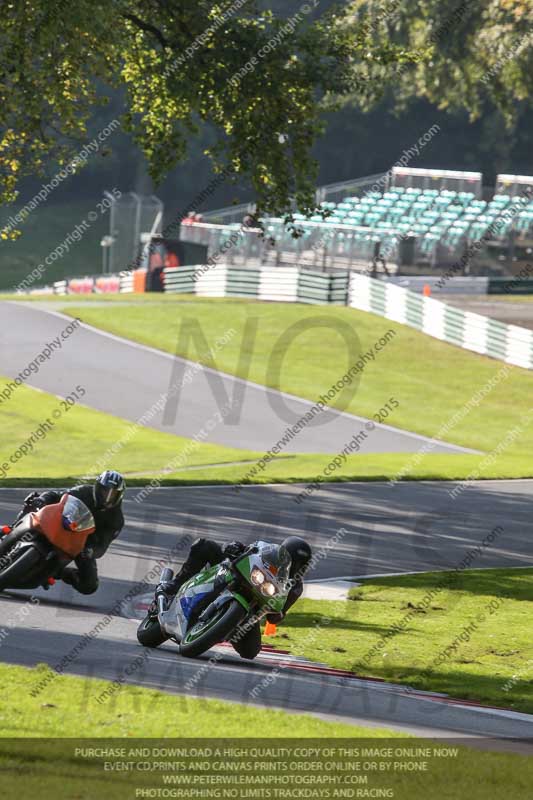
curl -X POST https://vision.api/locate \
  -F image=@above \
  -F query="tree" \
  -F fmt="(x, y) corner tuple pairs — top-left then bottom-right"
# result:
(0, 0), (415, 237)
(346, 0), (533, 122)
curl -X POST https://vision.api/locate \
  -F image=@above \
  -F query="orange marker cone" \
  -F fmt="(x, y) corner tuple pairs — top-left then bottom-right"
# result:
(264, 621), (277, 636)
(423, 283), (431, 297)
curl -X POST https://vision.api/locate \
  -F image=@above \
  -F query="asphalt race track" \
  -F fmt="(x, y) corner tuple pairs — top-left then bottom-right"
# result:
(0, 301), (473, 455)
(1, 482), (532, 743)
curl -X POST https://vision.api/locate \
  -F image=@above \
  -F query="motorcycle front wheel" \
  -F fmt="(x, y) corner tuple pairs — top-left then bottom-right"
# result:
(0, 545), (42, 592)
(136, 612), (169, 648)
(179, 599), (247, 659)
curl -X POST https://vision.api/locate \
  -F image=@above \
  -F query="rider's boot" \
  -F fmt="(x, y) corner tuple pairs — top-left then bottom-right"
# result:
(148, 564), (196, 616)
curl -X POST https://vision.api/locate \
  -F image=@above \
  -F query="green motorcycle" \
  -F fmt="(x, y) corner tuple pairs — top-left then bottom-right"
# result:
(137, 541), (291, 658)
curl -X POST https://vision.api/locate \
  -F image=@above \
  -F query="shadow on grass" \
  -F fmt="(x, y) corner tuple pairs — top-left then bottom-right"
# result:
(284, 609), (395, 636)
(357, 663), (533, 716)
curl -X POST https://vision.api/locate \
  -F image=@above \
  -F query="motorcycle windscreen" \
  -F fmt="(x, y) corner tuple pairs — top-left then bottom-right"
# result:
(258, 542), (291, 584)
(33, 494), (95, 558)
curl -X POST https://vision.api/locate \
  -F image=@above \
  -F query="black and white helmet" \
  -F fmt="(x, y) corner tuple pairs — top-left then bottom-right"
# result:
(94, 470), (125, 509)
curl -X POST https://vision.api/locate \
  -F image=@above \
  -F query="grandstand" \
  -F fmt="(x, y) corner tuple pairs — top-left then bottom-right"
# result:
(181, 168), (533, 278)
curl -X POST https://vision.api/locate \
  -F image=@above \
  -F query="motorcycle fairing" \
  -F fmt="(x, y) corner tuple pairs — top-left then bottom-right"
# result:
(160, 563), (228, 641)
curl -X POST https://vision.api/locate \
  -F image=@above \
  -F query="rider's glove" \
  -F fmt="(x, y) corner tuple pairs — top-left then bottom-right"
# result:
(22, 491), (42, 512)
(223, 541), (245, 560)
(266, 611), (284, 624)
(156, 579), (177, 598)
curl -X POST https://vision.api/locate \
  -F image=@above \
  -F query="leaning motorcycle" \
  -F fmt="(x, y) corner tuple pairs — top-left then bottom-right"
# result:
(0, 494), (95, 592)
(137, 541), (290, 658)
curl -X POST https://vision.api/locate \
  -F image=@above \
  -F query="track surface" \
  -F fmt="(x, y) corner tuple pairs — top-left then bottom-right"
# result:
(0, 302), (471, 455)
(1, 482), (532, 742)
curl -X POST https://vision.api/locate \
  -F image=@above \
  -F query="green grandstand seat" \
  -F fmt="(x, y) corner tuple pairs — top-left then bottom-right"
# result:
(510, 196), (529, 209)
(442, 224), (467, 246)
(419, 232), (440, 256)
(492, 194), (510, 205)
(513, 210), (529, 226)
(388, 207), (406, 221)
(457, 192), (475, 204)
(395, 199), (413, 210)
(396, 222), (411, 233)
(389, 187), (404, 194)
(441, 211), (462, 223)
(469, 222), (489, 240)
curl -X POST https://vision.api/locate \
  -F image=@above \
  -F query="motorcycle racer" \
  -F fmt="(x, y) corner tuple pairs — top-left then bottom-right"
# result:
(3, 470), (125, 595)
(154, 536), (312, 659)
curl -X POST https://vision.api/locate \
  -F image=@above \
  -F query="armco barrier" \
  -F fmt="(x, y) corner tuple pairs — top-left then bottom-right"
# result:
(119, 271), (134, 293)
(488, 277), (533, 295)
(53, 280), (68, 295)
(163, 265), (348, 304)
(68, 276), (94, 294)
(49, 270), (146, 296)
(95, 275), (121, 293)
(297, 270), (349, 304)
(349, 273), (533, 369)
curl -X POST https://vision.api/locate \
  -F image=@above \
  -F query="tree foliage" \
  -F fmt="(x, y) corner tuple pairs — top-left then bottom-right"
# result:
(0, 0), (414, 234)
(0, 0), (532, 238)
(348, 0), (533, 121)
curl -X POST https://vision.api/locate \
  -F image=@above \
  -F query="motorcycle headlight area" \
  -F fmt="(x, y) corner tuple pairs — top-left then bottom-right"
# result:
(251, 567), (266, 585)
(251, 567), (277, 596)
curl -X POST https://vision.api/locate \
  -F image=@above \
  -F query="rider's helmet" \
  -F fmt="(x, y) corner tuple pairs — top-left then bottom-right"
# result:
(94, 470), (125, 509)
(281, 536), (312, 579)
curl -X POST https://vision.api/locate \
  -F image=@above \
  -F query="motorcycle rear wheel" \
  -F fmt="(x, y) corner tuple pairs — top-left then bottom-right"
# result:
(179, 599), (246, 659)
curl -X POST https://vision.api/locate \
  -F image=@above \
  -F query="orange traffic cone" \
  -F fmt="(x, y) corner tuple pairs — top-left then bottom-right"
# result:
(423, 283), (431, 297)
(264, 621), (277, 636)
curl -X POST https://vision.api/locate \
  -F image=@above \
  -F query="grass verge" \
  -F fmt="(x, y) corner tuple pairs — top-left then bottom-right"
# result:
(0, 378), (262, 481)
(55, 296), (533, 479)
(0, 664), (531, 799)
(280, 568), (533, 714)
(0, 661), (392, 738)
(1, 375), (531, 485)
